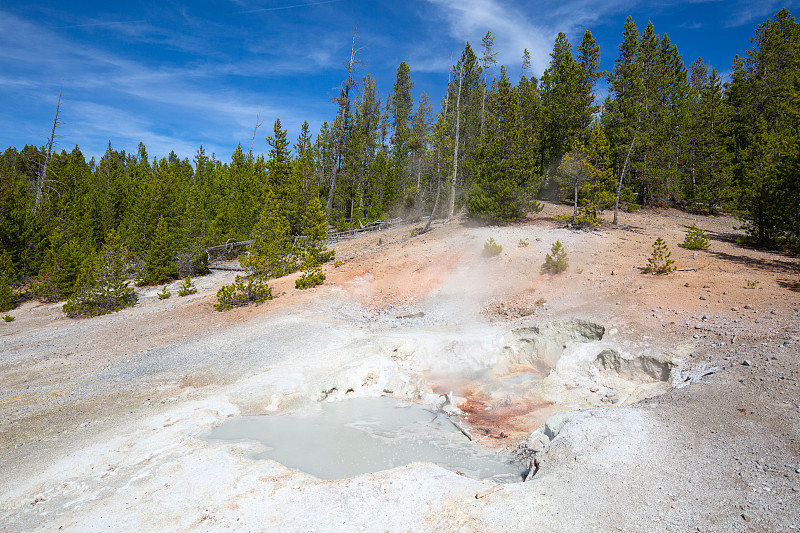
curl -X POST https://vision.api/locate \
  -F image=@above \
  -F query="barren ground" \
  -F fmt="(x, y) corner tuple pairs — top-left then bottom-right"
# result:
(1, 202), (799, 532)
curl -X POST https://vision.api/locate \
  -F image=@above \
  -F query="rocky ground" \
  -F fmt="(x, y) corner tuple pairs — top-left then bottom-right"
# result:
(1, 202), (799, 532)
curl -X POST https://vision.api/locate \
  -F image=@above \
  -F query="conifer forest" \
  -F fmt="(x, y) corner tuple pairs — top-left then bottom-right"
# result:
(1, 9), (799, 314)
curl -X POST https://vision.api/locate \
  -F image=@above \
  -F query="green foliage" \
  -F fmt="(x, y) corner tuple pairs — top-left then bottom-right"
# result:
(157, 285), (171, 299)
(679, 225), (710, 249)
(3, 314), (14, 322)
(297, 197), (333, 269)
(62, 230), (138, 318)
(482, 237), (503, 257)
(293, 197), (332, 289)
(32, 233), (86, 302)
(542, 240), (569, 273)
(745, 279), (760, 289)
(0, 250), (16, 312)
(177, 276), (197, 296)
(295, 269), (326, 289)
(240, 190), (294, 278)
(643, 237), (676, 274)
(137, 216), (177, 286)
(468, 69), (543, 224)
(727, 9), (800, 248)
(518, 239), (529, 247)
(214, 275), (272, 311)
(0, 278), (13, 313)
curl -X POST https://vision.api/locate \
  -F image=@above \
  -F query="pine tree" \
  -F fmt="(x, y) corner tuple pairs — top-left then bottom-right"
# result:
(541, 32), (582, 171)
(137, 215), (177, 286)
(63, 230), (137, 317)
(267, 118), (300, 233)
(727, 8), (800, 247)
(0, 250), (16, 312)
(468, 67), (541, 223)
(603, 16), (644, 222)
(240, 190), (293, 278)
(295, 197), (331, 289)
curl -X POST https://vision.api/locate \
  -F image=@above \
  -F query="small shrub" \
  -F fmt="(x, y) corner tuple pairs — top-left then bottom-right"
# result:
(157, 285), (171, 300)
(334, 260), (343, 267)
(214, 275), (272, 311)
(295, 269), (326, 290)
(745, 279), (760, 289)
(643, 237), (675, 274)
(3, 314), (14, 322)
(574, 210), (600, 229)
(679, 225), (710, 250)
(518, 239), (529, 247)
(482, 237), (503, 257)
(542, 241), (569, 274)
(177, 276), (198, 296)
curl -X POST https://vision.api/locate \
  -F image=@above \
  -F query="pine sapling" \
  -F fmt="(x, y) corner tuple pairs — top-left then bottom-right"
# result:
(643, 237), (675, 274)
(482, 237), (503, 257)
(157, 285), (171, 299)
(542, 241), (569, 273)
(679, 225), (710, 250)
(177, 276), (197, 296)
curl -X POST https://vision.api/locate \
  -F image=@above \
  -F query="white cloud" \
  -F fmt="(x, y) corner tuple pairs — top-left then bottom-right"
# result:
(423, 0), (632, 75)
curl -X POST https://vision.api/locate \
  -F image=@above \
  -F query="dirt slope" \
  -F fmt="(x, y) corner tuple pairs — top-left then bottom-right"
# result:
(1, 202), (798, 531)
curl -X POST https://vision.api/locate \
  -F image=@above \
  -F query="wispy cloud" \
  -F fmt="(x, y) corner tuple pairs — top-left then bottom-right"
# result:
(723, 0), (794, 28)
(423, 0), (631, 75)
(0, 9), (332, 159)
(239, 0), (344, 14)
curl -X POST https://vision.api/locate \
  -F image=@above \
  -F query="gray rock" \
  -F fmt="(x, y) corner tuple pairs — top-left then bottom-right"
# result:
(742, 360), (753, 367)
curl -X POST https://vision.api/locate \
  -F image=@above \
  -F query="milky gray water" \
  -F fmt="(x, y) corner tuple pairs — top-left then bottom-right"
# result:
(207, 396), (525, 482)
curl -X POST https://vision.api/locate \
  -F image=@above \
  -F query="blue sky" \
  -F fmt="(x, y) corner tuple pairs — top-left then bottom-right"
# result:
(1, 0), (794, 164)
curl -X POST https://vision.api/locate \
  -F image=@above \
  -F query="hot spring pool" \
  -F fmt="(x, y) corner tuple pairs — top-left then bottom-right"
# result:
(207, 396), (525, 482)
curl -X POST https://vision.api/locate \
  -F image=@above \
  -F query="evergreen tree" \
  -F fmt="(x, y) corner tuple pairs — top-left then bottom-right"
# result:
(0, 250), (16, 312)
(63, 230), (137, 317)
(727, 8), (800, 247)
(468, 67), (541, 223)
(267, 118), (300, 232)
(240, 190), (293, 278)
(541, 32), (582, 172)
(137, 215), (177, 286)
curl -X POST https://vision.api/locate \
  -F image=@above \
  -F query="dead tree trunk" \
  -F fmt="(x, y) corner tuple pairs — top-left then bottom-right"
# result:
(35, 86), (62, 212)
(613, 131), (637, 225)
(326, 25), (362, 213)
(447, 63), (464, 221)
(423, 62), (451, 234)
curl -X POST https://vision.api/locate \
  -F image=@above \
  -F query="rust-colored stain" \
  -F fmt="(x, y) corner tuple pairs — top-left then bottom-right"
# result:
(457, 387), (555, 442)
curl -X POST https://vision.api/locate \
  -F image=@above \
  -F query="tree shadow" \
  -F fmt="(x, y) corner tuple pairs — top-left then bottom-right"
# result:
(776, 279), (800, 292)
(704, 249), (799, 274)
(703, 229), (743, 245)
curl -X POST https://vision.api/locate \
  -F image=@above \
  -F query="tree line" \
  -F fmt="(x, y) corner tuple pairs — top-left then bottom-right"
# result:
(1, 9), (798, 313)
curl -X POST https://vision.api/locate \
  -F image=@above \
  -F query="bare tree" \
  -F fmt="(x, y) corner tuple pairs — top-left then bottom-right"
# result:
(326, 24), (364, 213)
(613, 131), (637, 225)
(422, 59), (453, 234)
(479, 30), (497, 141)
(447, 61), (464, 221)
(34, 86), (66, 212)
(250, 109), (262, 154)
